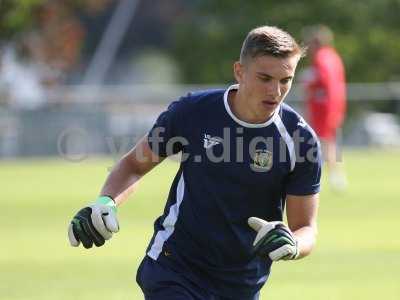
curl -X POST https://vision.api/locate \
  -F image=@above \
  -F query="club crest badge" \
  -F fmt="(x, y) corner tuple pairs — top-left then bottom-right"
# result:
(251, 149), (273, 171)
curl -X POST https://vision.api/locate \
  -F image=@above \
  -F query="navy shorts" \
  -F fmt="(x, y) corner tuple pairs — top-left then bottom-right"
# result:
(136, 256), (260, 300)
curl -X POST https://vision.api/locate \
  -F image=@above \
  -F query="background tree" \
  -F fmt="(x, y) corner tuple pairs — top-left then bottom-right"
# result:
(171, 0), (400, 83)
(0, 0), (46, 39)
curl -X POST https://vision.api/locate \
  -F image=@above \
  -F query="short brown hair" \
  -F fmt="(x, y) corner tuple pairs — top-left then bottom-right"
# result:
(240, 26), (306, 62)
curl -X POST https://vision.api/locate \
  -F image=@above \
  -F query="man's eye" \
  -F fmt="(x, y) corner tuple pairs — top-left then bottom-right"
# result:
(259, 77), (271, 82)
(280, 78), (291, 84)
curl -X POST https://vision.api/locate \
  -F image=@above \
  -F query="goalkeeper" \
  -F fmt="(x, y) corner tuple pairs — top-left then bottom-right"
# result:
(68, 25), (321, 300)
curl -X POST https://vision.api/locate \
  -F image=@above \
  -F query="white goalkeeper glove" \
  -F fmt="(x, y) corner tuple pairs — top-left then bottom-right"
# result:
(68, 196), (119, 248)
(248, 217), (299, 261)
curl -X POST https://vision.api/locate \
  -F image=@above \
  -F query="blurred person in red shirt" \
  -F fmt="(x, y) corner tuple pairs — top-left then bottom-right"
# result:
(302, 25), (347, 190)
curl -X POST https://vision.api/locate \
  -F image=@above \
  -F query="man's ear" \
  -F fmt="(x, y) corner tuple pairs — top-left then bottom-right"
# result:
(233, 61), (244, 83)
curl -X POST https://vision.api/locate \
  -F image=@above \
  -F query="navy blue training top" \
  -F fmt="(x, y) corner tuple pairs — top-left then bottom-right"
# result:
(145, 84), (321, 298)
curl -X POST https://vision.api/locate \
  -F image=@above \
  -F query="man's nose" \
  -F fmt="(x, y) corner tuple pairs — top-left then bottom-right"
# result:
(267, 81), (281, 98)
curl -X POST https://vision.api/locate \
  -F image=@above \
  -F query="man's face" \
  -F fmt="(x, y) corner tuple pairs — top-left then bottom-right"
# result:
(234, 54), (300, 120)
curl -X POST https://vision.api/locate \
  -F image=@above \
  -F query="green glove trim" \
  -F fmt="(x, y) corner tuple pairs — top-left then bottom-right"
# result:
(71, 218), (82, 231)
(96, 196), (117, 213)
(261, 233), (279, 246)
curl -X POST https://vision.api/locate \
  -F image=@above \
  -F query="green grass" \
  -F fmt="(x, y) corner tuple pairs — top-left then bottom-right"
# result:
(1, 149), (400, 299)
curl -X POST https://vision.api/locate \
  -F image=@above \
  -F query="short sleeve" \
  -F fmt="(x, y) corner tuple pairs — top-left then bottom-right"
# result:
(285, 129), (322, 195)
(147, 98), (186, 157)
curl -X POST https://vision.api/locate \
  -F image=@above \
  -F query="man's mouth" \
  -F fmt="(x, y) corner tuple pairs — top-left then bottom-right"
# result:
(262, 100), (278, 107)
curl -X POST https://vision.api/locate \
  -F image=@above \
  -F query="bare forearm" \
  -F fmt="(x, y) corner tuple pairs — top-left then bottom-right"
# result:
(100, 156), (143, 206)
(99, 136), (162, 206)
(293, 225), (317, 259)
(286, 193), (319, 260)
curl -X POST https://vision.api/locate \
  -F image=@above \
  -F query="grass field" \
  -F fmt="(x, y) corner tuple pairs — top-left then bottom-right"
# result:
(1, 149), (400, 300)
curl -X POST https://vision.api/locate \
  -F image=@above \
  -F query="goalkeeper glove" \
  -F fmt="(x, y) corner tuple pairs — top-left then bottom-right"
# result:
(248, 217), (299, 261)
(68, 196), (119, 249)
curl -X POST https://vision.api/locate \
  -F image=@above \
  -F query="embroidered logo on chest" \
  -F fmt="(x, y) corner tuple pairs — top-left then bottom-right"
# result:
(251, 149), (273, 172)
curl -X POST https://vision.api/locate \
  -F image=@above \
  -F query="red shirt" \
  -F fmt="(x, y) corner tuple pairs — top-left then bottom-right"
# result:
(306, 46), (346, 134)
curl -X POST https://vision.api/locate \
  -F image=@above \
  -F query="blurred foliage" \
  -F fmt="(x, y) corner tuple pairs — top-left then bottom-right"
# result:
(0, 0), (46, 38)
(0, 0), (85, 39)
(2, 0), (400, 84)
(172, 0), (400, 83)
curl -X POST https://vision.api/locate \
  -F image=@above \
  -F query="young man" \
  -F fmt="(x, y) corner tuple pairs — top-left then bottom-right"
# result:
(302, 25), (347, 190)
(68, 26), (321, 300)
